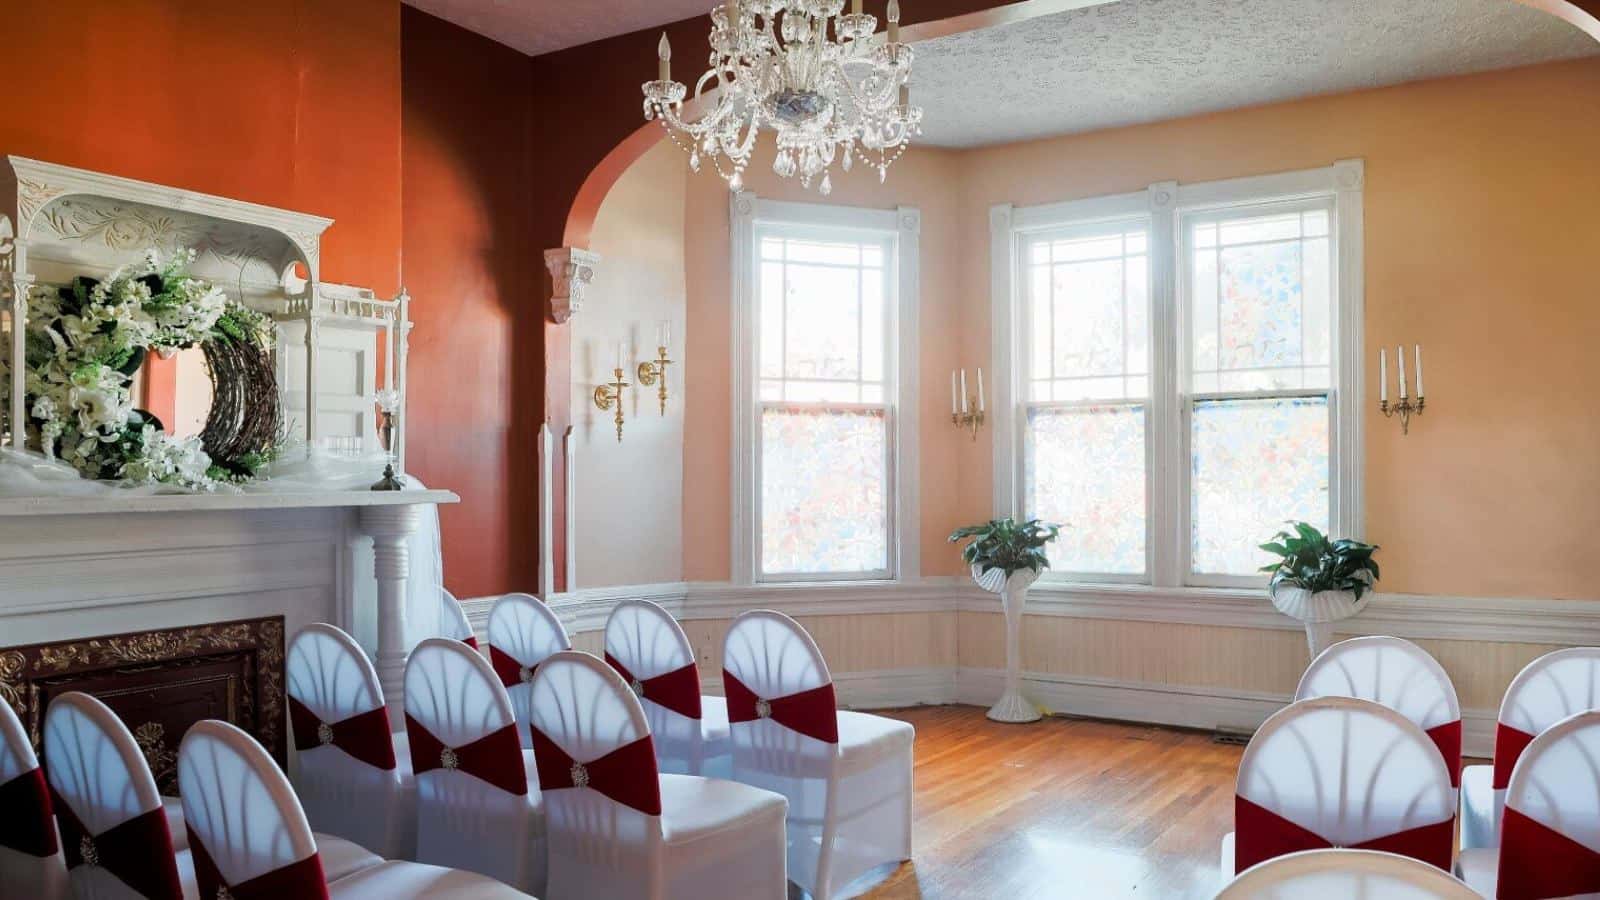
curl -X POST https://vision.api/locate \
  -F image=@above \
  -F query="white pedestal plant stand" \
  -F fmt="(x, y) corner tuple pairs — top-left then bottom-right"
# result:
(1270, 584), (1371, 662)
(974, 565), (1042, 723)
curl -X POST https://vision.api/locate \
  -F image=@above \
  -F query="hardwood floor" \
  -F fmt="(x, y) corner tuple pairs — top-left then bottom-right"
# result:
(849, 706), (1244, 900)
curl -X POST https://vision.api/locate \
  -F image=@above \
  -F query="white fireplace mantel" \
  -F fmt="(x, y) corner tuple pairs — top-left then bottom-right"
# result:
(0, 488), (458, 729)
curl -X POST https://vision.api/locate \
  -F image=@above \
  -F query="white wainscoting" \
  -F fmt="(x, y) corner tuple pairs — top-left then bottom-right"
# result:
(457, 578), (1600, 758)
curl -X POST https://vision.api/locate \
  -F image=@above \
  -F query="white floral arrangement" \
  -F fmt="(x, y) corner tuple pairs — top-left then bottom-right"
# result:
(8, 249), (237, 490)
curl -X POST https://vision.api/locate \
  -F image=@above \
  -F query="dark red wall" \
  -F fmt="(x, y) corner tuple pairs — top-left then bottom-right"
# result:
(401, 8), (540, 598)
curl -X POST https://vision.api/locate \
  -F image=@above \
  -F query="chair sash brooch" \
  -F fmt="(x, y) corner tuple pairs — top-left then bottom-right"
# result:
(0, 767), (58, 857)
(722, 670), (839, 744)
(1233, 794), (1453, 874)
(605, 653), (703, 720)
(528, 726), (662, 816)
(287, 696), (398, 772)
(488, 645), (538, 689)
(52, 790), (185, 899)
(404, 715), (527, 796)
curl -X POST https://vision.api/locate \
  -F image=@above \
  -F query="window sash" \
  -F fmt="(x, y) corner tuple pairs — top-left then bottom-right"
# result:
(753, 226), (898, 583)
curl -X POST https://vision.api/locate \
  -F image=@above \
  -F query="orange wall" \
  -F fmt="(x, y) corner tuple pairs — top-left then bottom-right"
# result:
(401, 8), (540, 597)
(0, 0), (402, 294)
(682, 57), (1600, 598)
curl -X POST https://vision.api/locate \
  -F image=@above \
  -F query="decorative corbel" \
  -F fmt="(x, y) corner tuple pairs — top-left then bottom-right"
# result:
(544, 247), (601, 324)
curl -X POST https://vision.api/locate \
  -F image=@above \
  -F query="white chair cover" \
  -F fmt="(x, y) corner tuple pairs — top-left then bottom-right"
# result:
(287, 623), (417, 858)
(528, 650), (787, 900)
(434, 587), (478, 647)
(1219, 697), (1456, 879)
(43, 692), (187, 900)
(604, 599), (731, 776)
(1457, 710), (1600, 899)
(1219, 849), (1479, 900)
(1, 696), (67, 899)
(1460, 647), (1600, 851)
(402, 638), (545, 895)
(178, 719), (530, 900)
(723, 611), (914, 900)
(486, 592), (573, 748)
(1295, 637), (1462, 784)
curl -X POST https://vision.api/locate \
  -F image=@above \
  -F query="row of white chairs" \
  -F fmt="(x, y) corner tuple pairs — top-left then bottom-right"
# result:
(1215, 637), (1600, 899)
(0, 689), (531, 899)
(291, 592), (915, 900)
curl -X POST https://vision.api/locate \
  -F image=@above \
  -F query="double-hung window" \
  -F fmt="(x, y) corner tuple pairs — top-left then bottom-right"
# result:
(732, 195), (920, 584)
(995, 162), (1363, 588)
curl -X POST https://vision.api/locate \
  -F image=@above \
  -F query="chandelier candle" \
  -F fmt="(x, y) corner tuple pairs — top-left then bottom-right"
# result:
(643, 0), (922, 193)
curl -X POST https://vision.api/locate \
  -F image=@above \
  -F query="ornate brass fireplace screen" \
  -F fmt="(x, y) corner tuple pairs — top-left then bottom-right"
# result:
(0, 616), (285, 795)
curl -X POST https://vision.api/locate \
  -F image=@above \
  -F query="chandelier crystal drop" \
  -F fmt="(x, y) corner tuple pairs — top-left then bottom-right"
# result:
(642, 0), (923, 193)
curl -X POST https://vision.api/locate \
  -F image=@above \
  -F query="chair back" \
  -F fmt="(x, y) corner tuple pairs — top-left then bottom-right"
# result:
(528, 651), (663, 899)
(1233, 697), (1455, 874)
(1, 696), (65, 896)
(1219, 848), (1479, 899)
(436, 587), (478, 648)
(403, 638), (526, 797)
(1492, 647), (1600, 790)
(285, 624), (402, 853)
(178, 720), (330, 900)
(1296, 637), (1462, 785)
(44, 692), (184, 900)
(722, 611), (839, 779)
(605, 600), (709, 768)
(1495, 710), (1600, 898)
(486, 593), (572, 746)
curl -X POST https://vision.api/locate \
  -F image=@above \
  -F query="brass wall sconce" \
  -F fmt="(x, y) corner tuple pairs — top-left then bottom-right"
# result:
(1378, 344), (1426, 435)
(635, 320), (673, 415)
(593, 341), (630, 442)
(950, 367), (986, 440)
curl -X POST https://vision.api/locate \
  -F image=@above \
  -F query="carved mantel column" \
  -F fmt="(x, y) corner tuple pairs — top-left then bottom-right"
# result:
(543, 247), (601, 324)
(359, 503), (423, 731)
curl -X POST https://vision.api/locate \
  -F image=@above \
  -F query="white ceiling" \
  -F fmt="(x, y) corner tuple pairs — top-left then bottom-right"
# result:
(911, 0), (1599, 147)
(403, 0), (710, 56)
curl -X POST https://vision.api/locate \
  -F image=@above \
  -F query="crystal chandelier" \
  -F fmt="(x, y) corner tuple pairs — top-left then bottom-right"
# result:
(642, 0), (922, 195)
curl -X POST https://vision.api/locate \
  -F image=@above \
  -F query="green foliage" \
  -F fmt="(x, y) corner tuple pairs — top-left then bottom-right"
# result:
(1259, 521), (1381, 601)
(210, 303), (273, 349)
(949, 517), (1061, 579)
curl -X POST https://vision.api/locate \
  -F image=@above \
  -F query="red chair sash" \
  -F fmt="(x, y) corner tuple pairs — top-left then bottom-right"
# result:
(528, 726), (662, 816)
(1498, 805), (1600, 900)
(186, 826), (330, 900)
(722, 670), (839, 744)
(52, 790), (184, 900)
(0, 767), (58, 857)
(461, 634), (480, 650)
(1426, 719), (1463, 788)
(404, 715), (527, 796)
(489, 645), (538, 690)
(605, 653), (703, 721)
(1495, 723), (1538, 790)
(1234, 794), (1454, 874)
(287, 696), (397, 771)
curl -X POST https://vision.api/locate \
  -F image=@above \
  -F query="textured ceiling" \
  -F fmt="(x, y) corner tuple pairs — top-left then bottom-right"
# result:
(402, 0), (710, 56)
(912, 0), (1600, 147)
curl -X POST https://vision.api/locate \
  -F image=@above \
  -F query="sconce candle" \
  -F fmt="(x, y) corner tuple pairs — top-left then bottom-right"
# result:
(951, 367), (986, 440)
(1415, 344), (1424, 397)
(594, 349), (632, 442)
(1379, 349), (1387, 404)
(1397, 345), (1407, 399)
(637, 320), (674, 416)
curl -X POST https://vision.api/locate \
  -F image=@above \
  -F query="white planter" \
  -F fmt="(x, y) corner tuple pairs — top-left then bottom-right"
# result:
(973, 565), (1042, 723)
(1270, 584), (1372, 661)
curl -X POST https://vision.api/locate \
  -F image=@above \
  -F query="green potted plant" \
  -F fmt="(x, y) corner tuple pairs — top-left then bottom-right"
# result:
(950, 518), (1060, 723)
(1259, 521), (1380, 659)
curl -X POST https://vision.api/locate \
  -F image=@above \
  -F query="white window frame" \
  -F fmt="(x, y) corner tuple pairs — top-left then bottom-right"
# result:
(991, 161), (1365, 590)
(730, 192), (921, 585)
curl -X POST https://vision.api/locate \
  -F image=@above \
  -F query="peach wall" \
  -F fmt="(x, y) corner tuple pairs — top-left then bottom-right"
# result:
(683, 57), (1600, 599)
(573, 140), (688, 587)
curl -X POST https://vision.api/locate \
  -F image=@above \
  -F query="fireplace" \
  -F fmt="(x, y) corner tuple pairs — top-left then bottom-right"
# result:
(0, 616), (286, 795)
